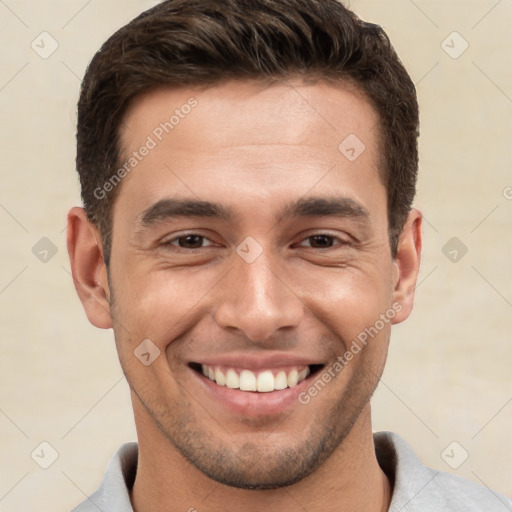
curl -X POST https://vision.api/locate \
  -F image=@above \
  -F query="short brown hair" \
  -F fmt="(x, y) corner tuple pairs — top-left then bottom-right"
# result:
(76, 0), (419, 264)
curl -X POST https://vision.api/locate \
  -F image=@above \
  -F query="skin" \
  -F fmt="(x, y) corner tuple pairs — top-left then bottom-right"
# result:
(67, 79), (422, 512)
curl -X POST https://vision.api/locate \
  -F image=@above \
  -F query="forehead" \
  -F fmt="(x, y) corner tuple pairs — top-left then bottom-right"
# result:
(121, 79), (379, 153)
(115, 79), (384, 223)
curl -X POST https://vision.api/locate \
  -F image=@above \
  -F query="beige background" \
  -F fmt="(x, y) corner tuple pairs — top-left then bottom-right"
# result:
(0, 1), (511, 510)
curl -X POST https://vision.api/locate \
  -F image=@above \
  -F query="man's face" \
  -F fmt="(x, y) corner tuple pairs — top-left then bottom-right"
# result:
(104, 80), (411, 488)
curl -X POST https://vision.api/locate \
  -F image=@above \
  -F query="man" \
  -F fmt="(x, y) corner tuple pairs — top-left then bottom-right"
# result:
(66, 0), (512, 511)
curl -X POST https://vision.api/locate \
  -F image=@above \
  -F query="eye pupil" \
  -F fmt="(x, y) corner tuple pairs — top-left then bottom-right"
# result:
(179, 235), (204, 248)
(309, 235), (334, 248)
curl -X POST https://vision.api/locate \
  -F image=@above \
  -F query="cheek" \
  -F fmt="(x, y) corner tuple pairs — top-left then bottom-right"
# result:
(110, 265), (222, 347)
(296, 263), (394, 341)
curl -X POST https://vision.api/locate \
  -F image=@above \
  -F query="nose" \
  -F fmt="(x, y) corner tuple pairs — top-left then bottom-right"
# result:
(214, 251), (304, 344)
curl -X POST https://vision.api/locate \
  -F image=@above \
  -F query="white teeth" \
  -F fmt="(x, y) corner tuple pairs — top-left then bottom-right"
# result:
(239, 369), (257, 391)
(214, 367), (226, 386)
(225, 369), (239, 389)
(298, 367), (310, 381)
(274, 371), (288, 390)
(199, 364), (311, 392)
(257, 370), (275, 392)
(287, 369), (299, 388)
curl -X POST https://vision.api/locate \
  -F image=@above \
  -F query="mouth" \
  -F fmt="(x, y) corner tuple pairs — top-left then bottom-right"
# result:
(189, 362), (324, 393)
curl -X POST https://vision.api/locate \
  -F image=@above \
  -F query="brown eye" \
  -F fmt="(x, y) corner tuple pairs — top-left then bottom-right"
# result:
(178, 235), (204, 248)
(167, 234), (212, 249)
(305, 235), (336, 248)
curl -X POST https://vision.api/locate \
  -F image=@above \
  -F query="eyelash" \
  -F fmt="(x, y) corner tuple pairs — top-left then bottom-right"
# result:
(163, 232), (349, 250)
(164, 233), (216, 249)
(295, 234), (348, 249)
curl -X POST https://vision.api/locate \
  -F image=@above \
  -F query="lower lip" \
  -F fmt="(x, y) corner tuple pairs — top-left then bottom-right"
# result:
(191, 368), (314, 417)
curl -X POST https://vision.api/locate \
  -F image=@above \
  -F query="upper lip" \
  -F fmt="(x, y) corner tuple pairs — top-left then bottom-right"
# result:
(189, 352), (325, 370)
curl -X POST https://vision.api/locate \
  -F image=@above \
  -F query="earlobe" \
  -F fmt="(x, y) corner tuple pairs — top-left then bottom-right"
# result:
(66, 207), (113, 329)
(391, 209), (422, 324)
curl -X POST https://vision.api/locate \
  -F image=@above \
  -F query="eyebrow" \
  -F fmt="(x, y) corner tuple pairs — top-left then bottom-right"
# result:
(138, 198), (233, 228)
(137, 195), (369, 229)
(278, 196), (370, 222)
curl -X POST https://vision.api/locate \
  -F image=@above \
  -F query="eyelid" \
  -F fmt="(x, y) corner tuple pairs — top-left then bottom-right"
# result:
(163, 231), (216, 247)
(295, 232), (351, 248)
(161, 231), (350, 249)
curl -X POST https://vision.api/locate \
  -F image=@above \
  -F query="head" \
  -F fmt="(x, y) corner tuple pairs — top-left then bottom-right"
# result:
(68, 0), (421, 491)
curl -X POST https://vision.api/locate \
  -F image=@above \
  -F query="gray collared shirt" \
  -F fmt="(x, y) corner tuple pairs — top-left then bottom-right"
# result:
(71, 431), (512, 511)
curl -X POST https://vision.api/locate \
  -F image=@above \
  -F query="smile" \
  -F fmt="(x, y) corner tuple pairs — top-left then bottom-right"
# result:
(200, 364), (311, 392)
(188, 359), (325, 416)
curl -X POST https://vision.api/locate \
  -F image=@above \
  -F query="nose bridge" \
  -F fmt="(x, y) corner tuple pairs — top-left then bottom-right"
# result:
(214, 249), (303, 342)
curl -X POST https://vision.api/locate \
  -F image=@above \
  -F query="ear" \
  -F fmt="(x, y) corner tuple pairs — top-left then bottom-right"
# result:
(391, 209), (422, 324)
(66, 206), (113, 329)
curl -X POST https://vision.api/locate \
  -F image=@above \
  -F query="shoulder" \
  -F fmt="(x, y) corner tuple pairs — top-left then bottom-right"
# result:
(70, 442), (138, 512)
(374, 431), (512, 512)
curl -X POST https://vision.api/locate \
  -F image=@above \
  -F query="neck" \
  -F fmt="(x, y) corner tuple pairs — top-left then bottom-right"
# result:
(130, 404), (391, 512)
